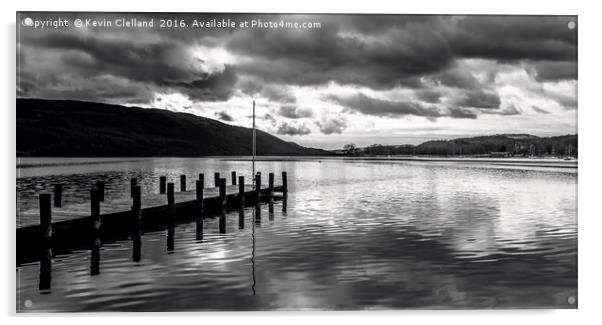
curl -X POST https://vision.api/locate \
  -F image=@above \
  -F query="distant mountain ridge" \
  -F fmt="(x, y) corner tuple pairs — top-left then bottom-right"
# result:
(16, 98), (333, 157)
(339, 133), (578, 157)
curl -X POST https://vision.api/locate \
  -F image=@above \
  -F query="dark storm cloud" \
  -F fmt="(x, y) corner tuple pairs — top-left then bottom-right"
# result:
(448, 107), (478, 119)
(481, 105), (522, 116)
(328, 93), (444, 118)
(215, 110), (234, 121)
(529, 60), (577, 81)
(453, 90), (501, 109)
(415, 89), (443, 103)
(18, 13), (576, 114)
(276, 122), (311, 136)
(329, 93), (479, 120)
(278, 105), (313, 119)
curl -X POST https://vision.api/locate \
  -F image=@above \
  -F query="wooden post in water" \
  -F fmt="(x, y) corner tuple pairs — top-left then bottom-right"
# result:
(195, 180), (204, 215)
(53, 184), (62, 207)
(96, 181), (105, 202)
(90, 189), (100, 231)
(159, 176), (167, 194)
(268, 172), (274, 198)
(180, 174), (186, 192)
(282, 171), (288, 196)
(39, 193), (52, 241)
(219, 178), (227, 209)
(255, 173), (261, 201)
(195, 180), (204, 241)
(131, 185), (141, 227)
(130, 178), (137, 197)
(231, 171), (237, 185)
(214, 172), (220, 187)
(238, 176), (245, 207)
(167, 182), (175, 220)
(198, 173), (204, 185)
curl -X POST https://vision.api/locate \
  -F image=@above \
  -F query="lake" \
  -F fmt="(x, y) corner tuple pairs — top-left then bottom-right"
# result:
(16, 157), (577, 311)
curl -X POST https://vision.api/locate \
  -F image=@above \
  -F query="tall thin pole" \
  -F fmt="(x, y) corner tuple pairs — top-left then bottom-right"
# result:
(252, 100), (256, 189)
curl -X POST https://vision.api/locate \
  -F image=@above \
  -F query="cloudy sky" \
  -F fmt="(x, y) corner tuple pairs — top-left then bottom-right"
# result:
(17, 13), (577, 149)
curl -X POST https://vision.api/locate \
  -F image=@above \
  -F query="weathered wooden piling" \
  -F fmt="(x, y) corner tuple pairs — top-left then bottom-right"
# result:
(268, 173), (275, 197)
(53, 184), (62, 207)
(195, 180), (204, 241)
(255, 173), (262, 199)
(198, 173), (204, 185)
(90, 189), (100, 230)
(131, 185), (141, 227)
(130, 178), (137, 197)
(231, 171), (237, 185)
(167, 182), (175, 215)
(196, 180), (204, 214)
(282, 171), (288, 195)
(219, 178), (227, 209)
(214, 172), (220, 187)
(238, 176), (245, 207)
(159, 176), (167, 194)
(180, 174), (186, 192)
(96, 181), (105, 202)
(39, 193), (52, 241)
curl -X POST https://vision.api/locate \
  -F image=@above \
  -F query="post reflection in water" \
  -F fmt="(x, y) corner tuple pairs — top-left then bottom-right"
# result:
(282, 195), (287, 217)
(196, 213), (203, 242)
(167, 222), (175, 253)
(90, 236), (101, 276)
(219, 210), (226, 234)
(238, 209), (245, 230)
(254, 203), (261, 227)
(38, 246), (52, 293)
(268, 200), (274, 221)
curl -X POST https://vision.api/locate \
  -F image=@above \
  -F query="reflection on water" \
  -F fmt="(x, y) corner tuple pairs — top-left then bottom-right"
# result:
(16, 157), (577, 311)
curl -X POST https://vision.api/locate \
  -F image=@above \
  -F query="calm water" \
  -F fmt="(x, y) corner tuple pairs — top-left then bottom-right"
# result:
(16, 157), (577, 311)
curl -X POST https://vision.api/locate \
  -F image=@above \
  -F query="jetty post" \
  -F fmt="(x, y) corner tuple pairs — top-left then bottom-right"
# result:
(96, 181), (105, 202)
(238, 176), (245, 207)
(90, 188), (100, 231)
(214, 172), (220, 187)
(198, 173), (204, 186)
(255, 173), (261, 201)
(180, 174), (186, 192)
(167, 182), (175, 221)
(231, 171), (237, 185)
(39, 193), (52, 242)
(53, 184), (62, 207)
(268, 172), (274, 198)
(159, 176), (167, 194)
(219, 178), (227, 209)
(131, 185), (141, 228)
(282, 172), (288, 196)
(130, 178), (137, 197)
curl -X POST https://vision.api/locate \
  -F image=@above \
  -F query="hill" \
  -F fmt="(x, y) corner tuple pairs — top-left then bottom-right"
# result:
(16, 98), (333, 157)
(342, 134), (577, 157)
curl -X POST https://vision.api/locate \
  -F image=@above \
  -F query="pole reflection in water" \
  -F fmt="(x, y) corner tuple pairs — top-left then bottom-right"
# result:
(38, 245), (52, 293)
(196, 215), (203, 242)
(90, 236), (101, 276)
(282, 195), (287, 217)
(251, 205), (256, 296)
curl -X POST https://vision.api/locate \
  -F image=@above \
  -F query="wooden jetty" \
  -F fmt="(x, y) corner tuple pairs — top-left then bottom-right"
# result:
(17, 171), (288, 264)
